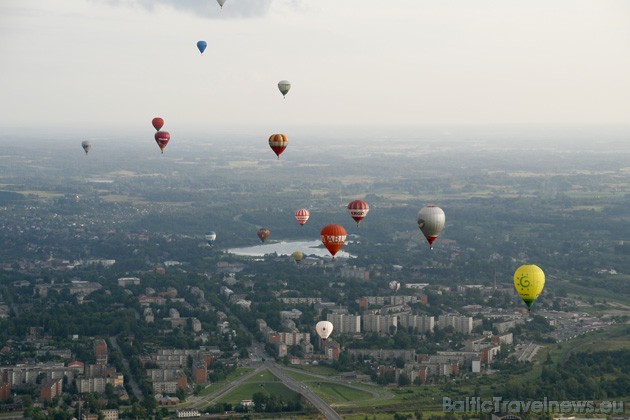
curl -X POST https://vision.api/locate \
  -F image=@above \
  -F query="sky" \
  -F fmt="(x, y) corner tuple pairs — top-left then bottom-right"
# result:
(1, 0), (629, 134)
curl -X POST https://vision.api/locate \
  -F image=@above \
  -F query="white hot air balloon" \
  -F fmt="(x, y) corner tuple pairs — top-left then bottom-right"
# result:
(316, 321), (333, 340)
(278, 80), (291, 98)
(217, 0), (226, 9)
(389, 280), (400, 293)
(417, 205), (445, 249)
(205, 231), (217, 246)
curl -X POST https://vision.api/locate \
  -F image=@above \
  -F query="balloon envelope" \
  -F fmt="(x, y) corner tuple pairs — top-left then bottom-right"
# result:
(278, 80), (291, 97)
(316, 321), (333, 340)
(514, 264), (545, 310)
(217, 0), (226, 8)
(295, 209), (310, 226)
(257, 228), (270, 243)
(417, 205), (445, 249)
(320, 224), (347, 257)
(205, 231), (217, 246)
(347, 200), (369, 226)
(292, 251), (304, 263)
(197, 40), (207, 54)
(152, 117), (164, 131)
(389, 280), (400, 292)
(268, 134), (288, 159)
(154, 131), (170, 154)
(81, 141), (91, 155)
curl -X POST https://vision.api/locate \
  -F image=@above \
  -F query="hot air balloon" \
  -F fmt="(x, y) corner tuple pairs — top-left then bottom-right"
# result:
(347, 200), (369, 226)
(292, 251), (304, 263)
(316, 320), (333, 340)
(389, 280), (400, 293)
(154, 131), (170, 154)
(514, 264), (545, 311)
(320, 224), (347, 258)
(217, 0), (226, 8)
(257, 228), (270, 243)
(295, 209), (310, 226)
(152, 117), (164, 131)
(268, 134), (288, 159)
(417, 205), (445, 249)
(278, 80), (291, 98)
(205, 231), (217, 246)
(196, 40), (207, 54)
(81, 141), (91, 155)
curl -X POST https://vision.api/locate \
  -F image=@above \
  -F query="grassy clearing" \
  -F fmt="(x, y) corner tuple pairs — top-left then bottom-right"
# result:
(244, 369), (280, 383)
(285, 369), (319, 382)
(547, 324), (630, 364)
(311, 382), (373, 404)
(197, 367), (253, 396)
(558, 278), (630, 306)
(217, 382), (297, 404)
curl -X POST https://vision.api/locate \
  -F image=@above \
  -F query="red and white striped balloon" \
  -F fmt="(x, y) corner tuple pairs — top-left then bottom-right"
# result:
(294, 209), (310, 226)
(347, 200), (370, 226)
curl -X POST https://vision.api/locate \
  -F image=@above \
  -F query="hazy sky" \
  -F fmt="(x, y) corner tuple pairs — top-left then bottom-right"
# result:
(1, 0), (629, 132)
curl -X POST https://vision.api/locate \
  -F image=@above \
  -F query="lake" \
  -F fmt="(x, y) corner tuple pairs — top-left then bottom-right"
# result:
(227, 239), (353, 259)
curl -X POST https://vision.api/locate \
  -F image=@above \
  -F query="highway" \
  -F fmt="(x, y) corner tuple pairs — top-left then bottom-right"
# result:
(185, 365), (266, 408)
(251, 342), (342, 419)
(185, 343), (342, 419)
(263, 359), (342, 420)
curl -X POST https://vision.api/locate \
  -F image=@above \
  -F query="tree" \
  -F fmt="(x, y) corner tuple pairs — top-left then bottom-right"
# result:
(398, 372), (411, 386)
(175, 387), (187, 401)
(252, 391), (267, 412)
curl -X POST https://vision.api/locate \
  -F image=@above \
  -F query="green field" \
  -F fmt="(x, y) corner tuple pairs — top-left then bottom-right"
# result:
(311, 382), (373, 403)
(286, 369), (318, 382)
(217, 382), (297, 404)
(291, 364), (341, 377)
(197, 367), (254, 396)
(244, 369), (281, 383)
(544, 323), (630, 364)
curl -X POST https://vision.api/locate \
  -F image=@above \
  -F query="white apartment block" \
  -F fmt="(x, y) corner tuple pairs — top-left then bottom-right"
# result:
(362, 314), (398, 334)
(327, 313), (361, 334)
(438, 315), (473, 335)
(397, 314), (435, 333)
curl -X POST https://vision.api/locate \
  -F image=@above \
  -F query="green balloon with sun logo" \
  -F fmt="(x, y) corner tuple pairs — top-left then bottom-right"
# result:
(514, 264), (545, 311)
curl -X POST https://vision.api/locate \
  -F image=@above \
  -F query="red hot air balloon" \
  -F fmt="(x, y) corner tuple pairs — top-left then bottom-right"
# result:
(268, 134), (288, 159)
(320, 224), (347, 258)
(257, 228), (270, 243)
(295, 209), (310, 226)
(154, 131), (170, 154)
(152, 117), (164, 131)
(347, 200), (370, 226)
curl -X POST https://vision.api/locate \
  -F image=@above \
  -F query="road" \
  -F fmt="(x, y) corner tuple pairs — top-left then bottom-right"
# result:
(185, 365), (266, 409)
(281, 366), (394, 402)
(517, 342), (542, 362)
(249, 342), (342, 419)
(263, 359), (342, 420)
(109, 336), (143, 401)
(186, 342), (342, 419)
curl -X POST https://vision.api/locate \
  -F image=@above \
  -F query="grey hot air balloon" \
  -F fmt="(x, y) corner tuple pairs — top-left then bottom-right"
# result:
(217, 0), (226, 9)
(81, 141), (91, 155)
(278, 80), (291, 98)
(417, 205), (445, 249)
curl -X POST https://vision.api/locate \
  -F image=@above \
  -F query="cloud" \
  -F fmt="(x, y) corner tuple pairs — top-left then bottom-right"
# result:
(95, 0), (273, 19)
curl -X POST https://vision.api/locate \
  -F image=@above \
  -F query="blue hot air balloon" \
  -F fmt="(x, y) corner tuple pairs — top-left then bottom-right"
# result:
(197, 41), (207, 55)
